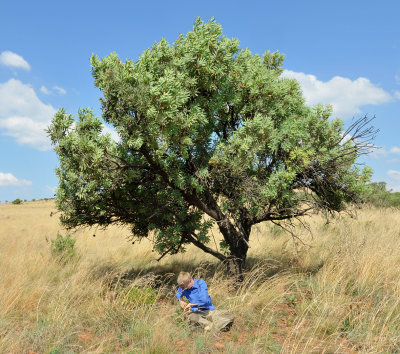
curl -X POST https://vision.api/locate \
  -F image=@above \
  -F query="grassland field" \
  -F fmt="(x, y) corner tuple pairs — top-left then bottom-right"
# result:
(1, 200), (400, 353)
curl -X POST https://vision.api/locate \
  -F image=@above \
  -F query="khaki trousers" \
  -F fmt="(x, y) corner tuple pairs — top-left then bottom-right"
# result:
(188, 309), (234, 332)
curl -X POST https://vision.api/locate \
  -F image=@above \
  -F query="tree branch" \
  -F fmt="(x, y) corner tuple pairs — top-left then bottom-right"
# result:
(140, 147), (221, 220)
(252, 207), (313, 224)
(156, 239), (184, 262)
(185, 233), (227, 262)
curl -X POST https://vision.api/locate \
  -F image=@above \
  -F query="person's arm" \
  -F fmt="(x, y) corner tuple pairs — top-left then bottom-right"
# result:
(176, 286), (186, 310)
(176, 287), (197, 311)
(195, 279), (212, 307)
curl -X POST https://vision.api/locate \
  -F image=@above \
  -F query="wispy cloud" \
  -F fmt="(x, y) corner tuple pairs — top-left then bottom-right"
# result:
(369, 146), (400, 159)
(394, 91), (400, 100)
(46, 185), (56, 195)
(387, 169), (400, 192)
(0, 79), (56, 150)
(0, 51), (30, 70)
(282, 70), (393, 118)
(40, 85), (67, 96)
(390, 146), (400, 155)
(0, 172), (32, 187)
(53, 86), (67, 95)
(40, 85), (51, 95)
(369, 146), (388, 159)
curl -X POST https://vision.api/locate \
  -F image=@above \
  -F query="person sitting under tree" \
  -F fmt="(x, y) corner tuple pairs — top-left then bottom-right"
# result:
(175, 271), (234, 332)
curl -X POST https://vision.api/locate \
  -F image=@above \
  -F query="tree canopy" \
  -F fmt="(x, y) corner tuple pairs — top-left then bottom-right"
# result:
(47, 18), (374, 277)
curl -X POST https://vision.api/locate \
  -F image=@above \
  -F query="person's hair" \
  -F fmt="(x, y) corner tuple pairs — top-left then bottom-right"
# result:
(177, 271), (192, 286)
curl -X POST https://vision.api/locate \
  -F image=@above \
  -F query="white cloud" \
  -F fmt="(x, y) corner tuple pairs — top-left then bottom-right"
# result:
(369, 146), (400, 159)
(390, 146), (400, 155)
(340, 132), (352, 145)
(46, 185), (56, 194)
(369, 146), (388, 159)
(388, 170), (400, 178)
(53, 86), (66, 95)
(0, 79), (57, 150)
(394, 91), (400, 100)
(40, 85), (51, 95)
(102, 125), (121, 143)
(282, 70), (393, 118)
(40, 85), (67, 96)
(387, 170), (400, 192)
(0, 51), (30, 70)
(0, 172), (32, 187)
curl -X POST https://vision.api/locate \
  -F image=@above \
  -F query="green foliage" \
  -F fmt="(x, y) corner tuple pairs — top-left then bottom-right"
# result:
(46, 232), (77, 261)
(49, 349), (61, 354)
(363, 181), (400, 207)
(270, 225), (285, 236)
(47, 18), (374, 270)
(12, 198), (22, 204)
(120, 286), (158, 307)
(285, 295), (297, 307)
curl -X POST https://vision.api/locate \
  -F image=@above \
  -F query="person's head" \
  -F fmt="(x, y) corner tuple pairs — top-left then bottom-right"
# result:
(177, 271), (194, 289)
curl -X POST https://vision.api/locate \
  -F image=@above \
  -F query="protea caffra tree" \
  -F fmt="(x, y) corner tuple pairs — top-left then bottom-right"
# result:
(47, 18), (374, 278)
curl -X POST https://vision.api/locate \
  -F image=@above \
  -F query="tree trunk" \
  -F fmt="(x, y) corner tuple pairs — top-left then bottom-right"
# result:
(224, 255), (245, 282)
(218, 218), (250, 282)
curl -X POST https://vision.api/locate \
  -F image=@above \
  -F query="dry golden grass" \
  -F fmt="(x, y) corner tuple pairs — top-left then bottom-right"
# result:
(1, 200), (400, 353)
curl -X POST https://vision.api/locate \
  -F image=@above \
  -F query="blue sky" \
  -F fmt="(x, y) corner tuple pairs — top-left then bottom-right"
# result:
(1, 0), (400, 201)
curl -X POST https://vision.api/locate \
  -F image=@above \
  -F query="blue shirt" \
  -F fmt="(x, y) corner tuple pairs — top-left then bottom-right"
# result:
(176, 278), (215, 312)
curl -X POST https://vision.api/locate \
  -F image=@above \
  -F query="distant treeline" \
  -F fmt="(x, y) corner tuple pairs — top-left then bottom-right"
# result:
(0, 198), (55, 204)
(363, 182), (400, 207)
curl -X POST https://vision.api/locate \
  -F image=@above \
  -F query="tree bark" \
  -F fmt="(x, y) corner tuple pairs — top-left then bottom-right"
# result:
(224, 256), (245, 282)
(218, 218), (250, 282)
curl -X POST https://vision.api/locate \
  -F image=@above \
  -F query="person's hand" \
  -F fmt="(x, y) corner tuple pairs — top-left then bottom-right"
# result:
(178, 299), (187, 311)
(184, 303), (198, 312)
